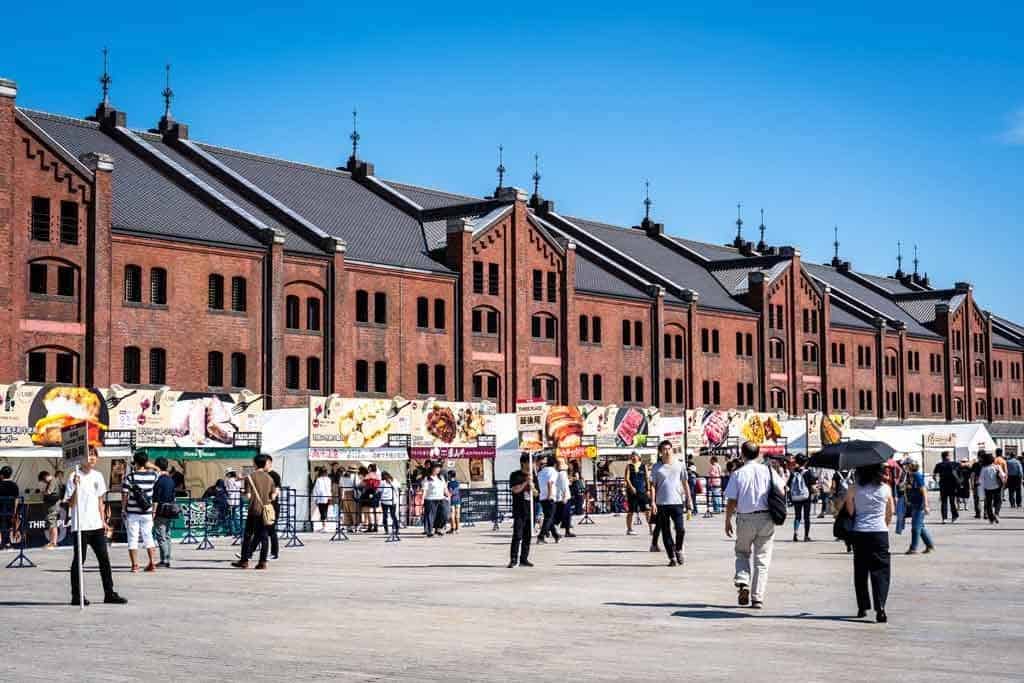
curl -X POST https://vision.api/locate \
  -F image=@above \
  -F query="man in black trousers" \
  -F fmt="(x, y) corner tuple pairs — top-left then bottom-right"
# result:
(932, 451), (961, 523)
(508, 454), (534, 568)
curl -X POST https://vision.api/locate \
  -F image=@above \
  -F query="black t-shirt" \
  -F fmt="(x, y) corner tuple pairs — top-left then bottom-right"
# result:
(933, 460), (960, 490)
(509, 470), (530, 516)
(268, 471), (281, 511)
(0, 480), (19, 514)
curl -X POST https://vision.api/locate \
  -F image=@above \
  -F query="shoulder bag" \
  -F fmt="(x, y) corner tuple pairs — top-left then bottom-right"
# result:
(767, 464), (787, 526)
(247, 476), (277, 527)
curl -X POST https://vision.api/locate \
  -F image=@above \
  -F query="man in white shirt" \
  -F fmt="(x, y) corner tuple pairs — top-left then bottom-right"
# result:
(554, 459), (575, 538)
(536, 455), (561, 543)
(724, 441), (782, 608)
(64, 447), (126, 606)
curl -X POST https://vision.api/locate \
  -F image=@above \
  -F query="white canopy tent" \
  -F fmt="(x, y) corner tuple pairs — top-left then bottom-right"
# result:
(259, 408), (312, 512)
(845, 422), (996, 470)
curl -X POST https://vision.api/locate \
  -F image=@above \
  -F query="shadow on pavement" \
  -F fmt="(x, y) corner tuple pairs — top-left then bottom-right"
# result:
(0, 601), (69, 607)
(379, 564), (497, 569)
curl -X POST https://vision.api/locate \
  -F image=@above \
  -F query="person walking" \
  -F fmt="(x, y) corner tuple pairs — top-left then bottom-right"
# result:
(537, 455), (561, 544)
(708, 456), (724, 513)
(232, 454), (277, 570)
(1006, 452), (1023, 509)
(993, 449), (1008, 517)
(905, 460), (935, 555)
(446, 470), (462, 534)
(687, 460), (700, 516)
(844, 463), (894, 623)
(266, 455), (282, 559)
(724, 441), (782, 608)
(970, 457), (983, 519)
(339, 466), (359, 531)
(555, 458), (575, 538)
(421, 463), (448, 538)
(508, 454), (534, 568)
(980, 452), (1005, 524)
(121, 452), (159, 573)
(815, 468), (832, 518)
(932, 451), (962, 523)
(787, 455), (816, 542)
(65, 447), (126, 606)
(224, 469), (243, 535)
(312, 467), (333, 532)
(651, 440), (689, 567)
(624, 452), (651, 536)
(151, 457), (177, 568)
(380, 471), (401, 538)
(38, 470), (62, 549)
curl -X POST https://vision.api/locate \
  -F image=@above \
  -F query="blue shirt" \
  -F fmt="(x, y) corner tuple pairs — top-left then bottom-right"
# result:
(447, 480), (461, 504)
(152, 474), (177, 505)
(907, 472), (926, 507)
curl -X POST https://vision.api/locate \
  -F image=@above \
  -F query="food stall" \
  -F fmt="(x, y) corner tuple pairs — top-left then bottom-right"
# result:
(684, 409), (790, 472)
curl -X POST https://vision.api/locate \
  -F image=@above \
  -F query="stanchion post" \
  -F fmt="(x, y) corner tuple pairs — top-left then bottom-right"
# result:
(329, 498), (349, 542)
(196, 498), (214, 550)
(180, 496), (199, 545)
(5, 498), (36, 569)
(285, 488), (304, 548)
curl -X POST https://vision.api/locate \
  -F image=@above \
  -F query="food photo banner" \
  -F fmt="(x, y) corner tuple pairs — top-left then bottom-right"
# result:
(515, 403), (662, 458)
(684, 409), (788, 454)
(805, 411), (849, 451)
(309, 397), (496, 460)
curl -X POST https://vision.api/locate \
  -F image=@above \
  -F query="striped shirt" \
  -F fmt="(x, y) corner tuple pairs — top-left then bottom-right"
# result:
(122, 469), (159, 515)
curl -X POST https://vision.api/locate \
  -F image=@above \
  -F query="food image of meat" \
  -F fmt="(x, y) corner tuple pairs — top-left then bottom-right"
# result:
(170, 401), (191, 437)
(821, 415), (842, 445)
(206, 396), (236, 444)
(426, 407), (457, 443)
(546, 406), (583, 448)
(615, 408), (644, 447)
(703, 410), (730, 447)
(188, 400), (207, 445)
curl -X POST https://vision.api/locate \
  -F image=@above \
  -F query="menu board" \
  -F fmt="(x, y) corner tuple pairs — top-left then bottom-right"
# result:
(685, 409), (787, 452)
(459, 487), (498, 523)
(309, 397), (496, 459)
(806, 411), (848, 450)
(515, 403), (662, 457)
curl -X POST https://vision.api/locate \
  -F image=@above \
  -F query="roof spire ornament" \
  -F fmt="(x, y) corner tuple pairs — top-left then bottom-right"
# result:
(161, 63), (174, 120)
(496, 145), (506, 190)
(349, 108), (360, 162)
(757, 208), (767, 250)
(913, 244), (919, 276)
(833, 225), (840, 260)
(643, 180), (652, 222)
(100, 47), (112, 106)
(895, 240), (904, 278)
(735, 202), (744, 240)
(531, 153), (541, 199)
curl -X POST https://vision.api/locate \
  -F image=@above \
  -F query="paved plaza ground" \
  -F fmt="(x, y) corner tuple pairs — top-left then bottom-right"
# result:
(4, 494), (1024, 682)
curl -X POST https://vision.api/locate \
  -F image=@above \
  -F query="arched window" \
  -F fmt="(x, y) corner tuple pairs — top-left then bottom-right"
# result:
(123, 346), (141, 384)
(974, 359), (985, 378)
(532, 374), (558, 402)
(953, 357), (963, 378)
(208, 274), (224, 310)
(25, 346), (78, 384)
(768, 338), (786, 368)
(531, 313), (557, 341)
(953, 397), (964, 418)
(231, 276), (247, 312)
(286, 295), (300, 329)
(150, 268), (167, 305)
(802, 390), (820, 411)
(769, 387), (787, 411)
(208, 352), (223, 387)
(471, 371), (500, 401)
(124, 265), (142, 303)
(230, 353), (246, 388)
(149, 348), (166, 385)
(307, 298), (321, 331)
(472, 306), (500, 336)
(802, 342), (818, 364)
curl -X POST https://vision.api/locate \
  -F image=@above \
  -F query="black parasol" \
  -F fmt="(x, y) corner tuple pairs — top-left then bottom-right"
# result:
(807, 440), (895, 470)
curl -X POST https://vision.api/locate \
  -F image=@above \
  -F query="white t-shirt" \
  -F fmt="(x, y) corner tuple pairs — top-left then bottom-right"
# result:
(312, 476), (332, 504)
(724, 460), (779, 514)
(423, 476), (447, 500)
(537, 466), (558, 501)
(555, 470), (571, 502)
(379, 480), (398, 505)
(64, 468), (106, 532)
(225, 477), (242, 506)
(852, 483), (892, 533)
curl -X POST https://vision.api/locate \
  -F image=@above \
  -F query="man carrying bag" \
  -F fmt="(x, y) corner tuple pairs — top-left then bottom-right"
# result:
(232, 454), (277, 570)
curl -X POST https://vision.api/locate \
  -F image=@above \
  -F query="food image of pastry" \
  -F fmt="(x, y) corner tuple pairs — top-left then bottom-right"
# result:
(426, 407), (457, 443)
(702, 410), (729, 447)
(546, 406), (583, 448)
(206, 396), (236, 444)
(763, 415), (783, 442)
(741, 415), (766, 444)
(821, 414), (842, 445)
(615, 408), (644, 447)
(31, 387), (103, 446)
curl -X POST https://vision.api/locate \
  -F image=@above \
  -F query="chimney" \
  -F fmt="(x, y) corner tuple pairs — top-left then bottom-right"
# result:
(954, 281), (971, 293)
(633, 218), (664, 238)
(345, 158), (375, 179)
(495, 186), (527, 203)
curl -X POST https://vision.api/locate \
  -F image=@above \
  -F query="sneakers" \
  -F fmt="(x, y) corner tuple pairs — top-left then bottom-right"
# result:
(103, 593), (128, 605)
(751, 601), (763, 609)
(626, 529), (637, 536)
(737, 587), (750, 606)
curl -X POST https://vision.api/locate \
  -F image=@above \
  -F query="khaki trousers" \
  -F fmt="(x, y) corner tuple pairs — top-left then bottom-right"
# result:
(734, 511), (775, 603)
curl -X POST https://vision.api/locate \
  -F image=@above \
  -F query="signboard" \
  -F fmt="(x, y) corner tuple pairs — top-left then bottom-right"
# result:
(102, 429), (135, 448)
(458, 487), (498, 523)
(61, 422), (88, 466)
(806, 412), (848, 450)
(924, 431), (957, 449)
(104, 388), (264, 448)
(516, 401), (545, 432)
(309, 397), (496, 460)
(146, 446), (259, 461)
(1, 384), (109, 448)
(515, 403), (661, 456)
(308, 447), (408, 461)
(685, 409), (787, 451)
(664, 431), (684, 456)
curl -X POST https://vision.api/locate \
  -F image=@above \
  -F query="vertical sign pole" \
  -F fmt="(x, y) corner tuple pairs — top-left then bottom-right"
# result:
(75, 464), (84, 611)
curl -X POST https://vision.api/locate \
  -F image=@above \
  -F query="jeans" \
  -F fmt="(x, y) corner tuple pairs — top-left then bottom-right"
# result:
(153, 516), (173, 565)
(688, 480), (699, 514)
(818, 492), (831, 516)
(939, 489), (959, 522)
(1008, 476), (1023, 508)
(510, 512), (531, 563)
(70, 528), (115, 600)
(423, 499), (441, 536)
(973, 485), (981, 518)
(908, 504), (933, 551)
(539, 499), (560, 540)
(711, 487), (723, 513)
(984, 488), (1001, 522)
(895, 495), (907, 535)
(734, 511), (775, 603)
(852, 531), (890, 612)
(240, 513), (269, 564)
(658, 504), (685, 561)
(382, 504), (399, 534)
(792, 499), (812, 538)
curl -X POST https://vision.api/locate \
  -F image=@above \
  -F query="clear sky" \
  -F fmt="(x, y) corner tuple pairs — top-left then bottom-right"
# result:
(3, 2), (1021, 319)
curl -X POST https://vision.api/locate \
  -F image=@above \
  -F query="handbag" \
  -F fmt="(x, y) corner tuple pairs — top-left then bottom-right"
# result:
(767, 465), (787, 526)
(156, 502), (181, 519)
(247, 476), (277, 527)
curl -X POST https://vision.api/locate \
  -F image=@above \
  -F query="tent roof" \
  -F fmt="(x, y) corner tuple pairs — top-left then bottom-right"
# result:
(260, 408), (309, 454)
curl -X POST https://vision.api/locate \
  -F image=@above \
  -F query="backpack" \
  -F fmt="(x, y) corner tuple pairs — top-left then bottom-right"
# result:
(126, 473), (152, 513)
(790, 470), (811, 502)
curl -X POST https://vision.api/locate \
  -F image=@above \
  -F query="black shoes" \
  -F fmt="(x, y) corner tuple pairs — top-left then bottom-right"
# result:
(565, 531), (577, 538)
(876, 609), (888, 623)
(675, 551), (684, 566)
(649, 543), (660, 553)
(667, 559), (677, 567)
(738, 587), (750, 606)
(857, 609), (868, 618)
(70, 597), (91, 606)
(103, 593), (127, 605)
(519, 560), (534, 567)
(507, 561), (517, 568)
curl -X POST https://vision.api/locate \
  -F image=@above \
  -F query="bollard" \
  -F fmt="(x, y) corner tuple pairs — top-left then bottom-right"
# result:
(5, 499), (36, 569)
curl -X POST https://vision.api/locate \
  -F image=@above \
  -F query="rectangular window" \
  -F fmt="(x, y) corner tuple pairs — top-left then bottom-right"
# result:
(55, 353), (74, 384)
(373, 292), (387, 324)
(665, 378), (672, 403)
(28, 351), (46, 382)
(286, 356), (299, 390)
(580, 374), (590, 401)
(623, 376), (632, 403)
(230, 353), (246, 388)
(711, 330), (720, 354)
(355, 290), (369, 323)
(208, 275), (224, 310)
(802, 309), (809, 334)
(545, 316), (556, 340)
(487, 310), (499, 335)
(488, 263), (499, 296)
(581, 316), (591, 343)
(776, 305), (784, 329)
(434, 299), (445, 330)
(148, 348), (166, 385)
(373, 361), (387, 393)
(593, 375), (602, 401)
(665, 334), (672, 359)
(840, 344), (846, 365)
(59, 201), (78, 244)
(635, 377), (644, 404)
(417, 364), (429, 394)
(307, 299), (321, 331)
(712, 381), (720, 405)
(768, 305), (775, 329)
(701, 328), (709, 353)
(434, 365), (446, 395)
(737, 332), (744, 357)
(208, 352), (223, 387)
(31, 197), (50, 241)
(355, 360), (369, 393)
(29, 263), (47, 294)
(307, 357), (321, 391)
(547, 271), (557, 303)
(151, 268), (167, 305)
(702, 380), (710, 405)
(622, 320), (632, 347)
(124, 265), (142, 303)
(592, 317), (602, 344)
(231, 277), (247, 312)
(532, 270), (543, 301)
(737, 382), (745, 406)
(417, 297), (429, 328)
(634, 321), (642, 348)
(123, 347), (141, 385)
(472, 261), (484, 294)
(472, 309), (482, 333)
(532, 316), (542, 339)
(676, 379), (684, 406)
(675, 335), (683, 359)
(472, 374), (482, 400)
(487, 375), (499, 400)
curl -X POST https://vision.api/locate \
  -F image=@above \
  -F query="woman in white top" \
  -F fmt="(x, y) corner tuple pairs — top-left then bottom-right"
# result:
(844, 463), (895, 623)
(421, 463), (449, 538)
(311, 468), (333, 532)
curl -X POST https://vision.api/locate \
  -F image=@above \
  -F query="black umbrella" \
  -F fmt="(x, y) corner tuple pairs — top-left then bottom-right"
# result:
(807, 440), (895, 470)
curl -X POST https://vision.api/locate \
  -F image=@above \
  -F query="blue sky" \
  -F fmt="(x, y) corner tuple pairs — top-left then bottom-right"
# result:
(3, 2), (1021, 319)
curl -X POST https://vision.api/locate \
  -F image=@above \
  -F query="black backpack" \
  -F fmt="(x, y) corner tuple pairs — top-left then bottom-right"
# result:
(127, 473), (152, 513)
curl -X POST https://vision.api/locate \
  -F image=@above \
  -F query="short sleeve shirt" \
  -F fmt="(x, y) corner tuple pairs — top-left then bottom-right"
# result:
(724, 461), (774, 514)
(65, 469), (107, 531)
(652, 461), (686, 505)
(122, 469), (159, 515)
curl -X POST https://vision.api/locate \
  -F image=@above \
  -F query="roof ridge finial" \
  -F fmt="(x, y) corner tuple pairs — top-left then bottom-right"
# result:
(735, 202), (743, 239)
(532, 153), (541, 198)
(349, 108), (360, 162)
(833, 225), (840, 260)
(913, 244), (919, 276)
(643, 180), (652, 222)
(496, 145), (506, 190)
(896, 240), (904, 277)
(161, 63), (174, 120)
(758, 208), (766, 248)
(100, 47), (112, 106)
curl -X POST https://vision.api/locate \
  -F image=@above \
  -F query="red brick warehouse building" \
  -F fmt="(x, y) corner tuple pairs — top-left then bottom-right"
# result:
(3, 72), (1024, 431)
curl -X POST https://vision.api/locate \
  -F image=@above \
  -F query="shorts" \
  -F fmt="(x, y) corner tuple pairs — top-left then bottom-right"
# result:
(628, 493), (650, 513)
(47, 505), (61, 529)
(125, 513), (156, 550)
